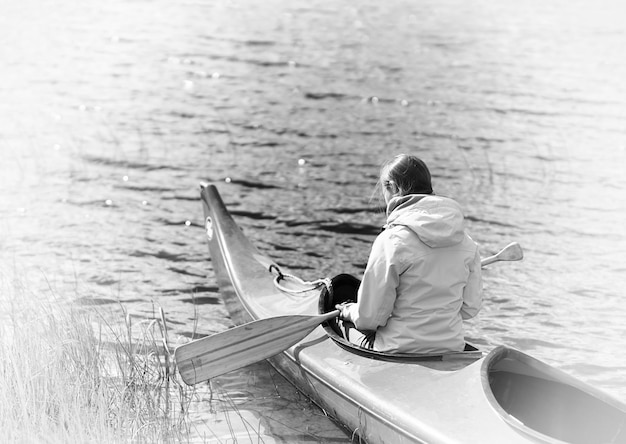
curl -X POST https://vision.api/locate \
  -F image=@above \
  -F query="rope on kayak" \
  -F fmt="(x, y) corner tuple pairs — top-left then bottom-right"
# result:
(269, 264), (332, 295)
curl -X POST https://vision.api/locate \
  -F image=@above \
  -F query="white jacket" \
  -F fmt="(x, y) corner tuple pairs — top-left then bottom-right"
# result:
(346, 194), (482, 353)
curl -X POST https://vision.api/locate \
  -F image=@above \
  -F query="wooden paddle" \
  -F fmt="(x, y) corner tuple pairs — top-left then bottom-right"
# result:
(176, 310), (340, 385)
(175, 242), (523, 385)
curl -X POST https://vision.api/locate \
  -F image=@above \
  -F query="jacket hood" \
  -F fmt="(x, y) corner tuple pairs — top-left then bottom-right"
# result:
(385, 194), (466, 247)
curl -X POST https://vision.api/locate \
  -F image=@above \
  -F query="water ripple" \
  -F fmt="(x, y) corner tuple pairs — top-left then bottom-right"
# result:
(168, 266), (205, 278)
(180, 295), (221, 305)
(204, 53), (307, 68)
(227, 178), (282, 189)
(230, 210), (277, 221)
(81, 155), (183, 172)
(280, 219), (381, 235)
(304, 91), (354, 101)
(128, 250), (189, 262)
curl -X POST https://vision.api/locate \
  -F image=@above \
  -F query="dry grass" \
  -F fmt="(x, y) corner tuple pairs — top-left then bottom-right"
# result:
(0, 270), (196, 443)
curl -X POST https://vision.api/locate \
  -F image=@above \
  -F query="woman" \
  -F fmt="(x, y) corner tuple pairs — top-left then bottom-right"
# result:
(336, 154), (482, 354)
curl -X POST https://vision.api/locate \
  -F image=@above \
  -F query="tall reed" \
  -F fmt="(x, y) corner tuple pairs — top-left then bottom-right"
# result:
(0, 271), (195, 443)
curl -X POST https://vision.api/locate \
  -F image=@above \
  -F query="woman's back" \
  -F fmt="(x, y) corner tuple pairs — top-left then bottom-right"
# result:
(358, 195), (482, 353)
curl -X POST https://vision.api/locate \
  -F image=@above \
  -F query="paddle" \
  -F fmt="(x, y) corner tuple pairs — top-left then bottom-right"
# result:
(175, 242), (523, 385)
(176, 310), (340, 385)
(480, 242), (523, 267)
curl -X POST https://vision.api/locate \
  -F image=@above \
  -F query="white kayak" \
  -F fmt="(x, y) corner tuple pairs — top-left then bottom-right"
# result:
(180, 183), (626, 444)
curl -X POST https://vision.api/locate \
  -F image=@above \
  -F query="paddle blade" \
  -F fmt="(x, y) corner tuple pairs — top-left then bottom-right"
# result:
(496, 242), (524, 262)
(175, 311), (338, 385)
(481, 242), (524, 266)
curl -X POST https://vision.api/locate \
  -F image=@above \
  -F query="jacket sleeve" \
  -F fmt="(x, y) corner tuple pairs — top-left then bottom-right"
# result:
(346, 232), (401, 331)
(460, 246), (482, 320)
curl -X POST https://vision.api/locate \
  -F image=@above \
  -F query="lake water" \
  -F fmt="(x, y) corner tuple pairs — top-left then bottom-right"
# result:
(1, 0), (625, 441)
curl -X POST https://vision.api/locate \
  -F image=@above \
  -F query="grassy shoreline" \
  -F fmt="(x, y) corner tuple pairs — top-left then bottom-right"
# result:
(0, 268), (348, 443)
(0, 270), (197, 443)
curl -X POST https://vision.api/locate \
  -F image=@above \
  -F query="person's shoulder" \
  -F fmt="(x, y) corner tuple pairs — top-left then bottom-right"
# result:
(375, 225), (418, 250)
(419, 194), (463, 210)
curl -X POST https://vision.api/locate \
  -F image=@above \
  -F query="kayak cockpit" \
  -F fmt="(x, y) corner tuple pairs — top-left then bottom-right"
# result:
(319, 273), (482, 364)
(483, 346), (626, 444)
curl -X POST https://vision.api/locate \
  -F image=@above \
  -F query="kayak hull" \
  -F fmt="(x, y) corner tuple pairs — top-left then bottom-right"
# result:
(198, 183), (626, 444)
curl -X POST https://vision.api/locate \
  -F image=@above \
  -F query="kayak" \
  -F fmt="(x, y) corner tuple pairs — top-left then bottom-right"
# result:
(195, 183), (626, 444)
